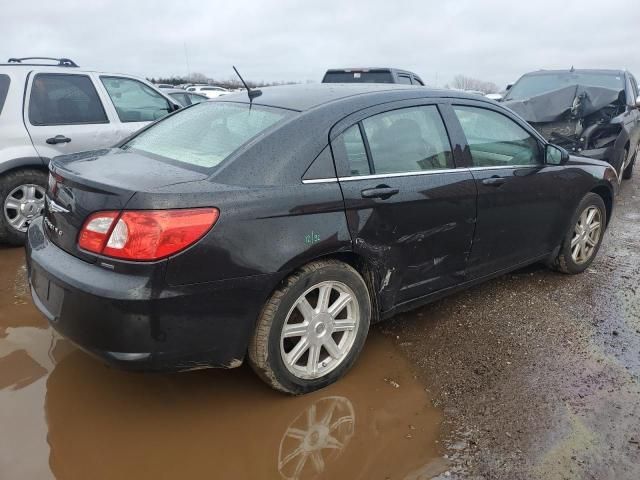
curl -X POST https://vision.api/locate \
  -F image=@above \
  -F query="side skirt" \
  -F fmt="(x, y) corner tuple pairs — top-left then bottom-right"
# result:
(379, 252), (553, 320)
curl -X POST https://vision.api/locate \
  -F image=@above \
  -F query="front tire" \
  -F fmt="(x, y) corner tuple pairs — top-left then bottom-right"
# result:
(553, 192), (606, 274)
(0, 169), (47, 245)
(248, 260), (371, 395)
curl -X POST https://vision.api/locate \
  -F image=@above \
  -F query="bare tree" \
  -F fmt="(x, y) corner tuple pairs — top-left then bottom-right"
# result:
(451, 75), (500, 94)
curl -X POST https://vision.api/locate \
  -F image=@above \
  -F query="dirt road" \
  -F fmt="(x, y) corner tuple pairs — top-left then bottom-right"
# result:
(381, 176), (640, 479)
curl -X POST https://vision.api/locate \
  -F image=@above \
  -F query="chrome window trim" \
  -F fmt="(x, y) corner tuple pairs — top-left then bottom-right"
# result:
(301, 164), (545, 184)
(467, 164), (542, 171)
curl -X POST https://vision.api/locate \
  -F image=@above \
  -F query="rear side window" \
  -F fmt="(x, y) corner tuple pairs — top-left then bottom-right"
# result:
(28, 74), (108, 126)
(397, 75), (412, 85)
(361, 106), (453, 174)
(123, 102), (293, 169)
(0, 74), (9, 115)
(101, 76), (171, 122)
(339, 125), (369, 175)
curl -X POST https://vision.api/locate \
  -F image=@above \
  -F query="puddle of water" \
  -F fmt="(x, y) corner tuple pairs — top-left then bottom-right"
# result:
(0, 247), (445, 480)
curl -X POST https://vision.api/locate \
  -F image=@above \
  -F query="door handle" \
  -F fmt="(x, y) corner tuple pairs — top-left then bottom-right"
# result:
(46, 135), (72, 145)
(360, 185), (399, 199)
(482, 176), (506, 187)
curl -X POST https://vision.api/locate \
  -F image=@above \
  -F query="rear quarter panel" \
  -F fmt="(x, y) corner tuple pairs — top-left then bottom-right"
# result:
(129, 181), (352, 286)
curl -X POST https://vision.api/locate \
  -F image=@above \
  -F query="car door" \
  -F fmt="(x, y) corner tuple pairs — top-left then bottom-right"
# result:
(24, 72), (121, 160)
(97, 75), (175, 140)
(447, 102), (567, 278)
(332, 101), (477, 310)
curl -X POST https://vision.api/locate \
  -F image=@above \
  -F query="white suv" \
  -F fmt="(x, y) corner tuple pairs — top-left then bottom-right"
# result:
(0, 57), (181, 244)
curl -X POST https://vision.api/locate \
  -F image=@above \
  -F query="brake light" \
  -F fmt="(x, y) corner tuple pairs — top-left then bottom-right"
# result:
(78, 208), (219, 261)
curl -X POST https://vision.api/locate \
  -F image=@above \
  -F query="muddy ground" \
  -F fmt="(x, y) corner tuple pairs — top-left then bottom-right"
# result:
(1, 177), (639, 479)
(381, 174), (640, 479)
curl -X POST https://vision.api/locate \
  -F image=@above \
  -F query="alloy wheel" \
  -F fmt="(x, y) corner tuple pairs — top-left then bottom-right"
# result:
(3, 184), (46, 232)
(570, 206), (602, 264)
(280, 281), (360, 380)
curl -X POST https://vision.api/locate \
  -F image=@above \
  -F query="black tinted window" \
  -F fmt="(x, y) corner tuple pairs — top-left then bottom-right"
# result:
(453, 106), (541, 167)
(323, 71), (394, 83)
(28, 74), (107, 125)
(0, 74), (9, 115)
(169, 92), (191, 106)
(362, 106), (453, 174)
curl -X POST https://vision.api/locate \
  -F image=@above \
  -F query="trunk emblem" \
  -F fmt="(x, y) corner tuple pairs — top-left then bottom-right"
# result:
(46, 197), (70, 214)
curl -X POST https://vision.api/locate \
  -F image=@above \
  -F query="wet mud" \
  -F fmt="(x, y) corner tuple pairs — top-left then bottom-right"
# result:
(0, 246), (444, 480)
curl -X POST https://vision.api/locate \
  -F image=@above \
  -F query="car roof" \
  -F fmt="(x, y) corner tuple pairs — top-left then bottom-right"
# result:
(217, 83), (469, 111)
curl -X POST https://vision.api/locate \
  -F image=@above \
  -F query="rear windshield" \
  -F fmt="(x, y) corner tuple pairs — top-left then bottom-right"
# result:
(323, 71), (394, 83)
(506, 72), (625, 100)
(0, 75), (10, 115)
(122, 102), (293, 169)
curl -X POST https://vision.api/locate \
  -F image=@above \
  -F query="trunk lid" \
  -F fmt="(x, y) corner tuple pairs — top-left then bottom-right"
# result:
(44, 148), (208, 261)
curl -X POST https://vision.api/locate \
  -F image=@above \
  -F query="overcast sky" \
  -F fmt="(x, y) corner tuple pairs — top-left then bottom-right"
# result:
(2, 0), (638, 88)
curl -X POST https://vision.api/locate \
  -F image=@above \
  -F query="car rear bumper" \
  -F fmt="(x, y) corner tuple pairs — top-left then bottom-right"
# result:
(26, 217), (280, 371)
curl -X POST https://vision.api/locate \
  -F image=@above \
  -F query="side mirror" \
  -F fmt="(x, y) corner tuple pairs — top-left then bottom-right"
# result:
(545, 144), (569, 165)
(506, 84), (513, 91)
(169, 102), (181, 112)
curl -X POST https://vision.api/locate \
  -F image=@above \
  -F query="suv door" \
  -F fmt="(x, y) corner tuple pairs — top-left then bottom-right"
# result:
(25, 72), (121, 159)
(448, 102), (567, 278)
(98, 75), (175, 139)
(332, 102), (477, 310)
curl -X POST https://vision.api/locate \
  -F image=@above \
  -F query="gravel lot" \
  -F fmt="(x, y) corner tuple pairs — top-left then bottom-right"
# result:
(381, 174), (640, 479)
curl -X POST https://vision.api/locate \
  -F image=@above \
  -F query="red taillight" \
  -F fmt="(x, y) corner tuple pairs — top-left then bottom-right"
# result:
(78, 208), (219, 261)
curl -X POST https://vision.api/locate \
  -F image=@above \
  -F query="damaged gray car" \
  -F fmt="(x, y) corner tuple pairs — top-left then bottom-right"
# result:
(502, 69), (640, 180)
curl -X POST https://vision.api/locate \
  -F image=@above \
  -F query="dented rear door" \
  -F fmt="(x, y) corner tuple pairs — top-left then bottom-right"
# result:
(331, 102), (476, 310)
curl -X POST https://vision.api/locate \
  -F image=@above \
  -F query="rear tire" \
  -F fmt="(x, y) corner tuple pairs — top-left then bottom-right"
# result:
(552, 192), (606, 274)
(0, 169), (47, 246)
(248, 260), (371, 395)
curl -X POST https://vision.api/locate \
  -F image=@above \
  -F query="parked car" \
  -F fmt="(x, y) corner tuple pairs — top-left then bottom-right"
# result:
(501, 69), (640, 180)
(27, 84), (617, 394)
(154, 84), (174, 89)
(322, 68), (424, 85)
(164, 88), (208, 107)
(0, 57), (181, 244)
(186, 85), (230, 98)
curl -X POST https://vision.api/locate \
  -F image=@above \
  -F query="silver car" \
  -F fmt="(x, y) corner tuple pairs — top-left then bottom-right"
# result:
(0, 57), (180, 244)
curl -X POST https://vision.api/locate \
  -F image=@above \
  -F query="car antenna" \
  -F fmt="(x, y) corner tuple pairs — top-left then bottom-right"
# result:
(233, 66), (262, 103)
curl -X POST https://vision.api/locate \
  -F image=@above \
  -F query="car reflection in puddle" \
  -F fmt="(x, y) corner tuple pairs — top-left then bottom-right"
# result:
(1, 248), (445, 480)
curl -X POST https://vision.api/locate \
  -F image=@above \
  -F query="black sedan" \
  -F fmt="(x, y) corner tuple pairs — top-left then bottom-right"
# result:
(26, 84), (618, 394)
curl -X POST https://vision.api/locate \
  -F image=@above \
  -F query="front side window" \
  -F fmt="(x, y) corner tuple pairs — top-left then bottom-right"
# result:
(28, 74), (107, 126)
(397, 75), (412, 85)
(361, 106), (452, 174)
(453, 106), (541, 167)
(122, 102), (293, 169)
(169, 92), (191, 107)
(0, 74), (10, 115)
(101, 76), (171, 122)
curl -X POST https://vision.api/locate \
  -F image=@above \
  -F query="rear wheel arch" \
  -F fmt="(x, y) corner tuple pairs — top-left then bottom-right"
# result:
(276, 251), (382, 324)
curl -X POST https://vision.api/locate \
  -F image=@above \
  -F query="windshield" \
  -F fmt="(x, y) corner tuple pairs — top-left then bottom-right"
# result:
(122, 102), (293, 169)
(323, 71), (394, 83)
(506, 72), (625, 100)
